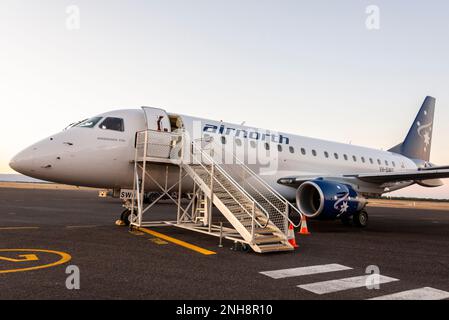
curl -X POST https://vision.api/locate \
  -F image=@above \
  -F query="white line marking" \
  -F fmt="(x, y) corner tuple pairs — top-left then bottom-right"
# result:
(298, 275), (399, 295)
(66, 225), (98, 229)
(369, 287), (449, 300)
(0, 227), (40, 230)
(260, 264), (352, 279)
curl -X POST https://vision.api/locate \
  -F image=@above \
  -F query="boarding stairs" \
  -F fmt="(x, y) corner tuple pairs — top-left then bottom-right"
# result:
(131, 129), (303, 253)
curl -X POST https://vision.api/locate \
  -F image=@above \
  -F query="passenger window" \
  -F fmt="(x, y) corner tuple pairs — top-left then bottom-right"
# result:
(377, 159), (381, 165)
(289, 146), (295, 154)
(301, 148), (306, 155)
(361, 157), (365, 163)
(264, 143), (270, 151)
(385, 160), (389, 166)
(369, 158), (374, 164)
(334, 153), (339, 160)
(353, 155), (357, 162)
(324, 151), (329, 158)
(99, 117), (124, 132)
(221, 136), (226, 144)
(278, 145), (283, 152)
(392, 161), (396, 167)
(343, 154), (348, 161)
(312, 150), (317, 156)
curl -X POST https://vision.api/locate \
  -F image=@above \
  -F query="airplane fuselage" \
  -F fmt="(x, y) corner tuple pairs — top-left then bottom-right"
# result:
(10, 108), (418, 201)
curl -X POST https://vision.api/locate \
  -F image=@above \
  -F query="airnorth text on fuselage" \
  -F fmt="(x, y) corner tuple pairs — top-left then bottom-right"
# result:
(203, 124), (290, 145)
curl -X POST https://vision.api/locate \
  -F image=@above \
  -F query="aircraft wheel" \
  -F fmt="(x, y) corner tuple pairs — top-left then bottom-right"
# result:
(120, 209), (135, 226)
(143, 192), (159, 204)
(353, 210), (368, 228)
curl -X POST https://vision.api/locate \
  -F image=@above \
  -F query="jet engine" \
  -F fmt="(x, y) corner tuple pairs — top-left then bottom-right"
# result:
(296, 179), (366, 220)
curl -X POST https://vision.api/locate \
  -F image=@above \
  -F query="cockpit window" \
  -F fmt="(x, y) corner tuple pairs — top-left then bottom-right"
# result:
(74, 117), (103, 128)
(99, 117), (125, 132)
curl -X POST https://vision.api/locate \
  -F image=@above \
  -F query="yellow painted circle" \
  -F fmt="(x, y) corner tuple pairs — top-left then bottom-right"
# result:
(0, 249), (72, 274)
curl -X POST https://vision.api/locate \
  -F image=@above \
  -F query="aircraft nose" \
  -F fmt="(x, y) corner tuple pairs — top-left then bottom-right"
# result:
(9, 133), (75, 182)
(9, 157), (18, 172)
(9, 149), (36, 176)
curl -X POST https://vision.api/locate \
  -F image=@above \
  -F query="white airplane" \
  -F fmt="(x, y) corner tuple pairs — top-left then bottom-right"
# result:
(9, 96), (449, 227)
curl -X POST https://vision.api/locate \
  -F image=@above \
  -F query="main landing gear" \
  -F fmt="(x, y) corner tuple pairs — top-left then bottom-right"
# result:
(353, 209), (368, 227)
(340, 209), (368, 228)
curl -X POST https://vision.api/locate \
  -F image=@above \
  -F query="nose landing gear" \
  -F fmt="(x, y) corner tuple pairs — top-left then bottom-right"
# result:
(116, 209), (136, 227)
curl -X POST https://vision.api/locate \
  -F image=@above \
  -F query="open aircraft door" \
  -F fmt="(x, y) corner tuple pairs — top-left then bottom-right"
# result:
(141, 107), (172, 159)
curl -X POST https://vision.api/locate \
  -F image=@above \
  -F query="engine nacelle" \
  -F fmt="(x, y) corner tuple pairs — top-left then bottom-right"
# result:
(296, 179), (366, 220)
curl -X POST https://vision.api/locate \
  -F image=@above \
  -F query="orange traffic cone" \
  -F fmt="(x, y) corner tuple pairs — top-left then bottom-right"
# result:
(287, 223), (299, 248)
(298, 215), (311, 235)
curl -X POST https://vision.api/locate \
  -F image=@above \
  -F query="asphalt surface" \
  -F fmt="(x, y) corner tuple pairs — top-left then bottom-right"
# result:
(1, 187), (449, 300)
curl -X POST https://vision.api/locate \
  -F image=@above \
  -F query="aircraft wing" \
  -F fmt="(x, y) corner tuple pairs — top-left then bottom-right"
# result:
(349, 168), (449, 184)
(419, 165), (449, 171)
(278, 168), (449, 187)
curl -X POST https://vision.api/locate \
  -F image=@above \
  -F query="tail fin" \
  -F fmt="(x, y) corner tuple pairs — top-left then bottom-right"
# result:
(389, 96), (436, 161)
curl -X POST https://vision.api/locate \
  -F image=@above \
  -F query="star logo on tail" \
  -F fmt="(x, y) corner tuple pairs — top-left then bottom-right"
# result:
(417, 121), (432, 153)
(423, 131), (431, 146)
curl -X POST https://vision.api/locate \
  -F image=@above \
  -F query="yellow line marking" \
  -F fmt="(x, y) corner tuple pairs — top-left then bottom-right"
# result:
(0, 249), (71, 274)
(138, 228), (216, 255)
(0, 227), (40, 230)
(0, 254), (39, 262)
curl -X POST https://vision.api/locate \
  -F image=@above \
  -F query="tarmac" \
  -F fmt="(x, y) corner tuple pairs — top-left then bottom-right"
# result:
(1, 185), (449, 300)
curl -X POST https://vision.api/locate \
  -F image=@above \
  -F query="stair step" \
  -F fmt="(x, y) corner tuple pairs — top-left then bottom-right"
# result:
(217, 183), (238, 189)
(219, 198), (248, 204)
(226, 205), (250, 212)
(254, 235), (283, 244)
(220, 197), (251, 203)
(254, 228), (277, 234)
(233, 213), (251, 219)
(234, 214), (252, 222)
(258, 244), (294, 253)
(257, 243), (294, 253)
(185, 161), (292, 254)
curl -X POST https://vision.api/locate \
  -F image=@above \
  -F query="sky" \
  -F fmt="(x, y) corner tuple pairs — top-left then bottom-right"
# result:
(0, 0), (448, 198)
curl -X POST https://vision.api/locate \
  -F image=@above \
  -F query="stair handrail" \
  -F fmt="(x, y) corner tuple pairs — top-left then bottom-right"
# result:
(189, 139), (271, 229)
(202, 138), (304, 228)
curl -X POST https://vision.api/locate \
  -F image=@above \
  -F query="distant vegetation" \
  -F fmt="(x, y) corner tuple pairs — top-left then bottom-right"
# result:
(0, 174), (47, 183)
